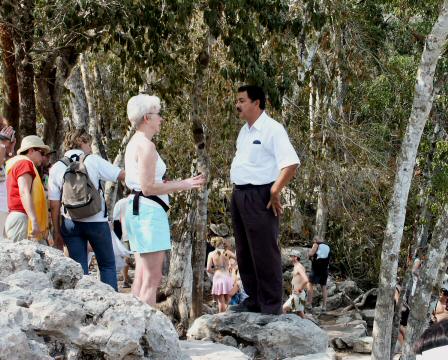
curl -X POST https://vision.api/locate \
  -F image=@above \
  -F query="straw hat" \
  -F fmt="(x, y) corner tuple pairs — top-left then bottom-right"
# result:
(17, 135), (50, 155)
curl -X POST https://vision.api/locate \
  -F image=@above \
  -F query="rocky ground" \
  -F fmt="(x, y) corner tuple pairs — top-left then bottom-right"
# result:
(1, 238), (395, 360)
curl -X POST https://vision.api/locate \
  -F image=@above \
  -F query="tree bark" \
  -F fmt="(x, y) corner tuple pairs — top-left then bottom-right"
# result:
(0, 23), (19, 131)
(157, 210), (194, 337)
(65, 64), (89, 130)
(36, 48), (77, 152)
(79, 53), (107, 159)
(190, 35), (212, 320)
(12, 0), (36, 137)
(315, 181), (328, 239)
(401, 204), (448, 359)
(371, 2), (448, 359)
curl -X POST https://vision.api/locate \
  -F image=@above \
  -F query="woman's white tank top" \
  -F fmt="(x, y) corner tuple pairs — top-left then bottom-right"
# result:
(125, 137), (169, 205)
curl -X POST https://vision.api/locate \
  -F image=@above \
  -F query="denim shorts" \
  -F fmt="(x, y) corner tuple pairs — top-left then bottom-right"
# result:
(125, 198), (171, 253)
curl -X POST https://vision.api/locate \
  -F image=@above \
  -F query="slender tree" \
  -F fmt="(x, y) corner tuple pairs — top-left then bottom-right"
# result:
(372, 2), (448, 358)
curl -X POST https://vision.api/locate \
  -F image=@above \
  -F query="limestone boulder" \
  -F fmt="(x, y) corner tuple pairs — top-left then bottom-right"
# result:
(188, 312), (328, 359)
(352, 336), (373, 354)
(360, 309), (375, 328)
(319, 310), (367, 350)
(284, 347), (336, 359)
(0, 240), (83, 289)
(0, 240), (186, 360)
(337, 280), (361, 299)
(180, 340), (248, 360)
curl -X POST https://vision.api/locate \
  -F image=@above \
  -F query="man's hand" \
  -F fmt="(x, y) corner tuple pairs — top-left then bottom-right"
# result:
(267, 189), (282, 217)
(29, 220), (42, 239)
(53, 232), (64, 251)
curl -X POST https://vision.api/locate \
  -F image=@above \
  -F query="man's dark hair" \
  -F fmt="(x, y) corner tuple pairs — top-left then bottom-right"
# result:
(414, 319), (448, 354)
(238, 85), (266, 110)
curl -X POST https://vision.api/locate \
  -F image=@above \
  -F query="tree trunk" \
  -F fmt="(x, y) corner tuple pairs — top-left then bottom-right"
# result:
(79, 54), (107, 159)
(104, 126), (134, 213)
(12, 0), (36, 137)
(0, 23), (19, 131)
(36, 49), (77, 152)
(157, 210), (194, 337)
(315, 181), (328, 239)
(65, 64), (89, 129)
(371, 2), (448, 359)
(190, 35), (212, 320)
(401, 204), (448, 359)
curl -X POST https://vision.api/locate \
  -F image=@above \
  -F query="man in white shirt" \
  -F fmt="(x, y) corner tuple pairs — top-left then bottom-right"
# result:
(48, 129), (125, 291)
(229, 85), (300, 315)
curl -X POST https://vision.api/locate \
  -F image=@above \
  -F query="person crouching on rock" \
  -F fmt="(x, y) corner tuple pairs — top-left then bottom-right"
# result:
(283, 250), (309, 318)
(124, 94), (206, 306)
(207, 237), (235, 312)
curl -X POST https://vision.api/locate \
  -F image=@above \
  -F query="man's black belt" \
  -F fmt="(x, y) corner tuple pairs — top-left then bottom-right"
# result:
(234, 182), (274, 190)
(132, 190), (170, 215)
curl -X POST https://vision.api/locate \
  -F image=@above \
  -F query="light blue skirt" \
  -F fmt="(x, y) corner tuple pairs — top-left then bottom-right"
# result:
(125, 198), (171, 253)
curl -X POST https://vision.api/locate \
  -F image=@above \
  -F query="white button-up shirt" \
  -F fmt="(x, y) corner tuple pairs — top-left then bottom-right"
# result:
(230, 111), (300, 185)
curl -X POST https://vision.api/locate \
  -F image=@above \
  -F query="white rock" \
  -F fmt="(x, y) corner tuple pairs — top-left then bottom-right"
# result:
(284, 347), (336, 359)
(0, 240), (185, 359)
(4, 269), (52, 291)
(180, 340), (248, 360)
(352, 336), (373, 354)
(188, 312), (328, 359)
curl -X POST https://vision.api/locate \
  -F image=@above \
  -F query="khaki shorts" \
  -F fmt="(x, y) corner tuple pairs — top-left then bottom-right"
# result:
(5, 211), (28, 243)
(284, 291), (307, 312)
(0, 210), (8, 240)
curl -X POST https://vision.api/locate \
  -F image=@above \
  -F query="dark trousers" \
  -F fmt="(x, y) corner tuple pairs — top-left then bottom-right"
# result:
(231, 184), (282, 314)
(61, 218), (118, 291)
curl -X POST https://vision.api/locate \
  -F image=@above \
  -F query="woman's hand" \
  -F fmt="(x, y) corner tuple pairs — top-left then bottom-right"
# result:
(182, 174), (206, 190)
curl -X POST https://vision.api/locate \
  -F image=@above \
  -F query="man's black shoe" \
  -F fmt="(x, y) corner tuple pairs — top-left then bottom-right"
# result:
(228, 301), (260, 313)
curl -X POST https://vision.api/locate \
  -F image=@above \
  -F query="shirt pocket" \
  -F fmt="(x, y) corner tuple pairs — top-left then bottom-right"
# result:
(248, 140), (262, 163)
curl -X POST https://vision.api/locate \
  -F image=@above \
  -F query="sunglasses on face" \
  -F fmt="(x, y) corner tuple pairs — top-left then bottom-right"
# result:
(147, 110), (164, 118)
(33, 148), (47, 156)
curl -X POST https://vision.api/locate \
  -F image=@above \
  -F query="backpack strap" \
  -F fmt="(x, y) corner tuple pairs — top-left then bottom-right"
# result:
(80, 153), (108, 218)
(58, 156), (72, 167)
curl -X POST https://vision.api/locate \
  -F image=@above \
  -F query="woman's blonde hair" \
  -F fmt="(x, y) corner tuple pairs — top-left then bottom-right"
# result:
(127, 94), (161, 128)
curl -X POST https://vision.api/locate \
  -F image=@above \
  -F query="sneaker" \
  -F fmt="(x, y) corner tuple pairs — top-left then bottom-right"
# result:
(320, 305), (327, 313)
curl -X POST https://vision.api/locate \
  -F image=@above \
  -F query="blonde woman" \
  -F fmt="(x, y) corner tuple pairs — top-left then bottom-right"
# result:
(125, 94), (205, 306)
(207, 237), (235, 312)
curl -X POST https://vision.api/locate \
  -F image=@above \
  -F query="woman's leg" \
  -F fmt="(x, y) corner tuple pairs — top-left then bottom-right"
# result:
(217, 295), (227, 312)
(132, 253), (143, 297)
(224, 294), (231, 305)
(321, 285), (328, 309)
(84, 222), (117, 291)
(306, 283), (314, 305)
(61, 218), (88, 274)
(138, 251), (165, 305)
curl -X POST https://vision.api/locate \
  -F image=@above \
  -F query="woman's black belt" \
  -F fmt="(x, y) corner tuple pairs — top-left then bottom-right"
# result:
(131, 190), (170, 215)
